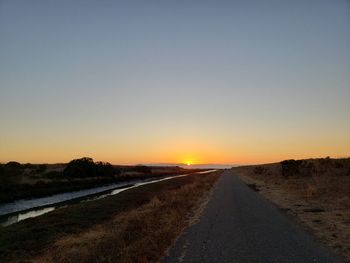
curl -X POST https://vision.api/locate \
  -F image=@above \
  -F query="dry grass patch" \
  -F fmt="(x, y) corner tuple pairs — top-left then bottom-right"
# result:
(34, 172), (219, 263)
(233, 158), (350, 262)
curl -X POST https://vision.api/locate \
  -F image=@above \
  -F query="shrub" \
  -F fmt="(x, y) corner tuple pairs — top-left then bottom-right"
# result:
(280, 160), (316, 177)
(63, 157), (118, 178)
(63, 157), (95, 177)
(3, 161), (23, 177)
(280, 159), (303, 177)
(95, 162), (115, 178)
(300, 161), (315, 176)
(5, 161), (22, 170)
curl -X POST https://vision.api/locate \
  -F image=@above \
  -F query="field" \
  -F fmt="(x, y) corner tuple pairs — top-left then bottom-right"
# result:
(233, 158), (350, 261)
(0, 171), (220, 263)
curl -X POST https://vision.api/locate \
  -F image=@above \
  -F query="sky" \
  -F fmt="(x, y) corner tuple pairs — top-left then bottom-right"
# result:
(1, 0), (350, 165)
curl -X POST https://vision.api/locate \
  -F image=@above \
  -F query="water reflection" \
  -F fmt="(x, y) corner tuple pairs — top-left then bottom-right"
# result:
(1, 207), (55, 227)
(0, 170), (217, 227)
(0, 181), (141, 216)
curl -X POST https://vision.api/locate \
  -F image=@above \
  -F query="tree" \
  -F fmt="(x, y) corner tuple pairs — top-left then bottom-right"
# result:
(95, 161), (115, 177)
(63, 157), (117, 178)
(5, 161), (22, 169)
(63, 157), (96, 177)
(4, 161), (23, 176)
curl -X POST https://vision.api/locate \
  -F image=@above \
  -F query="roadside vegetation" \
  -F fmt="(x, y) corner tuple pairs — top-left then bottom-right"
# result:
(0, 158), (202, 204)
(233, 157), (350, 261)
(0, 171), (220, 263)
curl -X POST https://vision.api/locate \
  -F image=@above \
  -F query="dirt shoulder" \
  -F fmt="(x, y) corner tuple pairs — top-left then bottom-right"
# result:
(233, 158), (350, 262)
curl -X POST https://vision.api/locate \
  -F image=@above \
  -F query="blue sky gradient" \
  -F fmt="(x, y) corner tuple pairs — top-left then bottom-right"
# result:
(1, 0), (349, 164)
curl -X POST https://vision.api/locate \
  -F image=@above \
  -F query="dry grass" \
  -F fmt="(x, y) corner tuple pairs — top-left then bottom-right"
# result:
(233, 158), (350, 262)
(33, 172), (219, 263)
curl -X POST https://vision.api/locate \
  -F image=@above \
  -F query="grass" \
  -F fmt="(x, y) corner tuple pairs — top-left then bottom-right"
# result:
(0, 171), (220, 263)
(0, 166), (203, 204)
(233, 157), (350, 261)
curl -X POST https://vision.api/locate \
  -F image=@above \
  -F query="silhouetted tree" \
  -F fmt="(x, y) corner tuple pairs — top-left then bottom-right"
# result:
(95, 161), (115, 177)
(64, 157), (96, 177)
(5, 161), (22, 169)
(4, 161), (23, 176)
(63, 157), (118, 178)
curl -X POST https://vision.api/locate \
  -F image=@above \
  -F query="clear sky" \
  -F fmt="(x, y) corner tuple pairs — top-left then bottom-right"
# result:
(1, 0), (349, 165)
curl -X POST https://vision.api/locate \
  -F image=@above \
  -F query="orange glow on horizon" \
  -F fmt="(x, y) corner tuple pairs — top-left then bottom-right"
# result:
(1, 134), (349, 165)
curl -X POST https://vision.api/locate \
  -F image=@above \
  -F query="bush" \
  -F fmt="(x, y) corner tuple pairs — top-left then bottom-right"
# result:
(96, 162), (116, 177)
(2, 161), (23, 177)
(63, 157), (96, 177)
(63, 157), (118, 178)
(5, 161), (22, 170)
(300, 161), (315, 176)
(280, 160), (315, 177)
(280, 159), (303, 177)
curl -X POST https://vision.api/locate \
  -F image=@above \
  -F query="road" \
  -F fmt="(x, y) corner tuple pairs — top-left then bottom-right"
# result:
(163, 170), (343, 263)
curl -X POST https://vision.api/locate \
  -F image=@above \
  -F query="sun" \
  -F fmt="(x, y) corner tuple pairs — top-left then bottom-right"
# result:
(186, 161), (192, 166)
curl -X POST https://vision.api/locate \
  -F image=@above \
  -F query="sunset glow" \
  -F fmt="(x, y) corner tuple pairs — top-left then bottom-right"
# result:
(0, 1), (349, 165)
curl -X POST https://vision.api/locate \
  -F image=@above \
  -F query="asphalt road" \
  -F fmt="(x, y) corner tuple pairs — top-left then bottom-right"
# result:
(163, 170), (343, 263)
